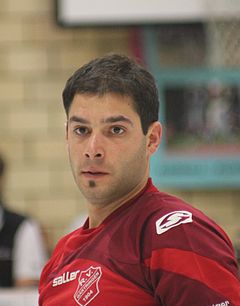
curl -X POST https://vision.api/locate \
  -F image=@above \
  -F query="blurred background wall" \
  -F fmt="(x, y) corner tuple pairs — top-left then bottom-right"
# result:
(0, 0), (239, 252)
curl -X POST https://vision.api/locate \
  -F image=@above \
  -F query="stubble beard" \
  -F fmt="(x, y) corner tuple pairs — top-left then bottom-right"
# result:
(78, 177), (120, 206)
(78, 160), (147, 207)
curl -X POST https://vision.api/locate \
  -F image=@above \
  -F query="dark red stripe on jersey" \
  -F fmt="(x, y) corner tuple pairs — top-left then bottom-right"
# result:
(144, 248), (240, 305)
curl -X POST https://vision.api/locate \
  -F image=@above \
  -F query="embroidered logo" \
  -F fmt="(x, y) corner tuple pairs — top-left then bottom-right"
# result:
(52, 269), (80, 287)
(74, 266), (102, 306)
(156, 210), (192, 235)
(212, 301), (230, 306)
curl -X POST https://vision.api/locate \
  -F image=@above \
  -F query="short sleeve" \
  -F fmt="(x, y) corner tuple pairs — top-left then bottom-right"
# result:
(142, 208), (240, 305)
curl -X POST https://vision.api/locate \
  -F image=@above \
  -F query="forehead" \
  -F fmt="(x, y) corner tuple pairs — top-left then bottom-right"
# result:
(68, 93), (139, 121)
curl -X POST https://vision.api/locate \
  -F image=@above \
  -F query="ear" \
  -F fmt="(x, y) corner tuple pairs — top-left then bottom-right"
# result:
(146, 121), (162, 156)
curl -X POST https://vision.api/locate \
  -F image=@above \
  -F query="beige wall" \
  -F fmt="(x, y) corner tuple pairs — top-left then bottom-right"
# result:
(0, 1), (239, 251)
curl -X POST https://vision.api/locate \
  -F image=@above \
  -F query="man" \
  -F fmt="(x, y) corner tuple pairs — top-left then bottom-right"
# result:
(39, 54), (240, 305)
(0, 154), (47, 287)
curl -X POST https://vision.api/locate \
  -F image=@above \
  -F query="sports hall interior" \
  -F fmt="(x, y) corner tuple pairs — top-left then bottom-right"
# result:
(0, 0), (239, 259)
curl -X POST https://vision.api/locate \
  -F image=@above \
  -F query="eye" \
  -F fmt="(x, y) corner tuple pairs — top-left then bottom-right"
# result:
(110, 126), (125, 135)
(74, 126), (89, 135)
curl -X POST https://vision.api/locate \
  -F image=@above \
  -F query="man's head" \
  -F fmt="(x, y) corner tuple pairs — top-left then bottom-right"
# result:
(62, 54), (159, 135)
(64, 54), (162, 209)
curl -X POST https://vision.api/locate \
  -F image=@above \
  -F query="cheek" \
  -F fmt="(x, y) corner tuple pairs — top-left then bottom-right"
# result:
(68, 144), (82, 166)
(68, 137), (83, 153)
(120, 140), (147, 166)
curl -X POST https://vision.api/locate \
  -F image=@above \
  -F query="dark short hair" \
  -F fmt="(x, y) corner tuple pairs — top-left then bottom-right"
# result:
(62, 54), (159, 135)
(0, 154), (5, 177)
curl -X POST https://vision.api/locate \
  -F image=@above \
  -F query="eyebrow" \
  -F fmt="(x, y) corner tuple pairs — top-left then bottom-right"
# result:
(102, 116), (133, 126)
(69, 115), (134, 127)
(69, 116), (90, 124)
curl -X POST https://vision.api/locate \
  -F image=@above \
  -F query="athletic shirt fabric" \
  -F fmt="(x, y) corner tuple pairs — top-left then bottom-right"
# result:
(39, 179), (240, 306)
(0, 207), (26, 287)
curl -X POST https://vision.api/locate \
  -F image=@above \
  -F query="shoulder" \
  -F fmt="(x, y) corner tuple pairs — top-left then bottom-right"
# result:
(40, 229), (79, 276)
(137, 191), (238, 273)
(130, 189), (206, 232)
(135, 189), (224, 234)
(124, 188), (232, 258)
(51, 230), (77, 258)
(39, 227), (86, 289)
(139, 190), (230, 244)
(138, 192), (240, 303)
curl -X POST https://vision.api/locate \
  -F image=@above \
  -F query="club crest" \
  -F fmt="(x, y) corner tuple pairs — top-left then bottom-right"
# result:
(74, 266), (102, 306)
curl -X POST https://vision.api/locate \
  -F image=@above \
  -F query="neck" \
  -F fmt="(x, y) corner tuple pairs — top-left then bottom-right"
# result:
(87, 177), (148, 228)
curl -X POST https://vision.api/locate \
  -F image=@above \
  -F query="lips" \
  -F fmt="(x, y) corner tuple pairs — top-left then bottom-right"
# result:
(83, 171), (106, 175)
(81, 169), (109, 178)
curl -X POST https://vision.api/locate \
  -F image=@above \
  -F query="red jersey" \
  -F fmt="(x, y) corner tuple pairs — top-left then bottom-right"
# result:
(39, 179), (240, 306)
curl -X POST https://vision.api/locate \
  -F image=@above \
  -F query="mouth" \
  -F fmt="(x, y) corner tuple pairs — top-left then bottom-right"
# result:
(81, 170), (109, 179)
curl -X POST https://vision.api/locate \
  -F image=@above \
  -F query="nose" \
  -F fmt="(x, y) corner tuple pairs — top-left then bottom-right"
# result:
(84, 134), (104, 160)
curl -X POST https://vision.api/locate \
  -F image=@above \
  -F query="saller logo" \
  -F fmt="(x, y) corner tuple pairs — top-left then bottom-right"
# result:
(156, 210), (193, 235)
(212, 301), (230, 306)
(74, 266), (102, 306)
